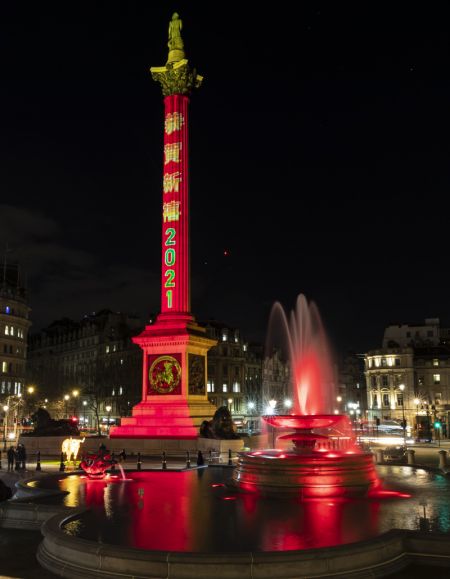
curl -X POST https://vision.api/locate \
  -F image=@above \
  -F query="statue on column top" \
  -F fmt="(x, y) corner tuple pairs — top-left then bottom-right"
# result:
(168, 13), (184, 52)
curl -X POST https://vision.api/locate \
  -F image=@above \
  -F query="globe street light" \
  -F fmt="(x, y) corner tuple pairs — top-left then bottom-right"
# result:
(83, 400), (87, 426)
(64, 395), (70, 418)
(399, 384), (406, 444)
(284, 399), (292, 410)
(414, 397), (420, 441)
(227, 398), (233, 413)
(105, 405), (112, 434)
(72, 389), (79, 417)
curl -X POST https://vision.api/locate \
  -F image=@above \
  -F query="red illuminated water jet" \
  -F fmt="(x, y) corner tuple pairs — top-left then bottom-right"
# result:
(231, 295), (383, 498)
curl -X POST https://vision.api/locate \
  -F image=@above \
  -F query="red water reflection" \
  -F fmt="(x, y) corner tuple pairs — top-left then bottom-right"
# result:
(67, 471), (410, 552)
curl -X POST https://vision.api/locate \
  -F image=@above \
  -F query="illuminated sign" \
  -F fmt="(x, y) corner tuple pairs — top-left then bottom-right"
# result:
(162, 106), (186, 312)
(164, 112), (184, 135)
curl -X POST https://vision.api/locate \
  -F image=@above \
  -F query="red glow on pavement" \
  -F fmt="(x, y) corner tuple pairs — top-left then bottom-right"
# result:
(222, 496), (236, 501)
(367, 489), (411, 499)
(211, 483), (225, 488)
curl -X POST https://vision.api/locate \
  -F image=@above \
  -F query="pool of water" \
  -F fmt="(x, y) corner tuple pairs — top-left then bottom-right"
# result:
(33, 465), (450, 552)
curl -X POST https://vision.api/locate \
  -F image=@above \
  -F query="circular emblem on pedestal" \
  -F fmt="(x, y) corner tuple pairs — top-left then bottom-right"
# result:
(149, 355), (182, 394)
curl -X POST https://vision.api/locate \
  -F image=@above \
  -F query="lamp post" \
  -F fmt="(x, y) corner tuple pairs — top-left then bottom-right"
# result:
(399, 384), (406, 444)
(83, 400), (87, 427)
(2, 405), (9, 451)
(64, 395), (70, 418)
(27, 386), (35, 418)
(414, 397), (420, 441)
(72, 389), (79, 418)
(105, 405), (112, 434)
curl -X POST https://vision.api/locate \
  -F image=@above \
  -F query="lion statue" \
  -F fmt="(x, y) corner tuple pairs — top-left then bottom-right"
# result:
(199, 406), (241, 439)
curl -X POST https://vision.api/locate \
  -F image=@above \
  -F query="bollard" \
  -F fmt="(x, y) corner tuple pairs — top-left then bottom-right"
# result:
(36, 451), (41, 471)
(438, 449), (447, 470)
(228, 448), (233, 466)
(375, 449), (384, 464)
(137, 452), (142, 471)
(407, 449), (415, 465)
(59, 452), (65, 472)
(162, 451), (167, 470)
(111, 452), (116, 471)
(186, 450), (191, 469)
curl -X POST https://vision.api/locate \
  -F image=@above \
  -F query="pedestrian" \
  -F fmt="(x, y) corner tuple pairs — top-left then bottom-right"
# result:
(196, 450), (204, 466)
(18, 444), (26, 470)
(14, 446), (20, 470)
(119, 449), (127, 462)
(7, 445), (15, 472)
(98, 442), (107, 455)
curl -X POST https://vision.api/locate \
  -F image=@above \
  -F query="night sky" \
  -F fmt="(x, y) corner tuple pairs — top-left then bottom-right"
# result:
(1, 3), (450, 355)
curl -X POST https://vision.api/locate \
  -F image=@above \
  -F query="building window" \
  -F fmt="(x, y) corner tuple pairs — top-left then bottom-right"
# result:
(382, 392), (390, 407)
(5, 306), (10, 314)
(119, 387), (123, 395)
(433, 374), (441, 384)
(106, 345), (110, 354)
(396, 392), (404, 407)
(382, 375), (388, 387)
(372, 394), (378, 408)
(381, 358), (387, 367)
(10, 327), (14, 336)
(375, 358), (380, 367)
(222, 384), (227, 393)
(207, 381), (212, 393)
(4, 326), (9, 336)
(371, 376), (377, 387)
(233, 382), (240, 393)
(243, 344), (247, 352)
(368, 359), (372, 368)
(222, 331), (228, 342)
(2, 361), (7, 373)
(435, 392), (442, 404)
(395, 358), (401, 366)
(433, 359), (439, 367)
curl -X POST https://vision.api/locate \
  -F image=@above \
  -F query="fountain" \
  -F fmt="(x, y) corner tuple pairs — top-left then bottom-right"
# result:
(231, 294), (379, 497)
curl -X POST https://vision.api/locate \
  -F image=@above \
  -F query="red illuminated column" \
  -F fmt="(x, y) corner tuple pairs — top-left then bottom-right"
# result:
(161, 94), (190, 316)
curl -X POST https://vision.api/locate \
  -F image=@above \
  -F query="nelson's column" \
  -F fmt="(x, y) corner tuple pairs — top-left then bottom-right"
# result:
(110, 14), (217, 440)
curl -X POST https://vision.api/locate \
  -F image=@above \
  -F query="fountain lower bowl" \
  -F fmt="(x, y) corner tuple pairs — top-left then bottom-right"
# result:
(230, 449), (379, 498)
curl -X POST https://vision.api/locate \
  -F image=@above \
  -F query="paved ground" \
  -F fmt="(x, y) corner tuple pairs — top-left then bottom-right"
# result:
(0, 448), (449, 578)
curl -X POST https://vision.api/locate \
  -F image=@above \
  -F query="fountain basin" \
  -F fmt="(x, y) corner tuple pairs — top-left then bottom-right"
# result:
(230, 450), (378, 497)
(263, 414), (343, 430)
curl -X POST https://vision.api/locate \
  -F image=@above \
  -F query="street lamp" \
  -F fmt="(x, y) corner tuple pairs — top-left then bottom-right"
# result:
(64, 395), (70, 418)
(414, 397), (420, 440)
(72, 389), (79, 417)
(105, 405), (112, 434)
(2, 405), (9, 451)
(227, 398), (233, 413)
(399, 384), (406, 444)
(284, 399), (292, 411)
(83, 400), (87, 426)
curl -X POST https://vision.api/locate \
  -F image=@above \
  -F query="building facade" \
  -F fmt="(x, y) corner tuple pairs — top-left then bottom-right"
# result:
(27, 310), (143, 431)
(365, 319), (450, 438)
(0, 264), (32, 440)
